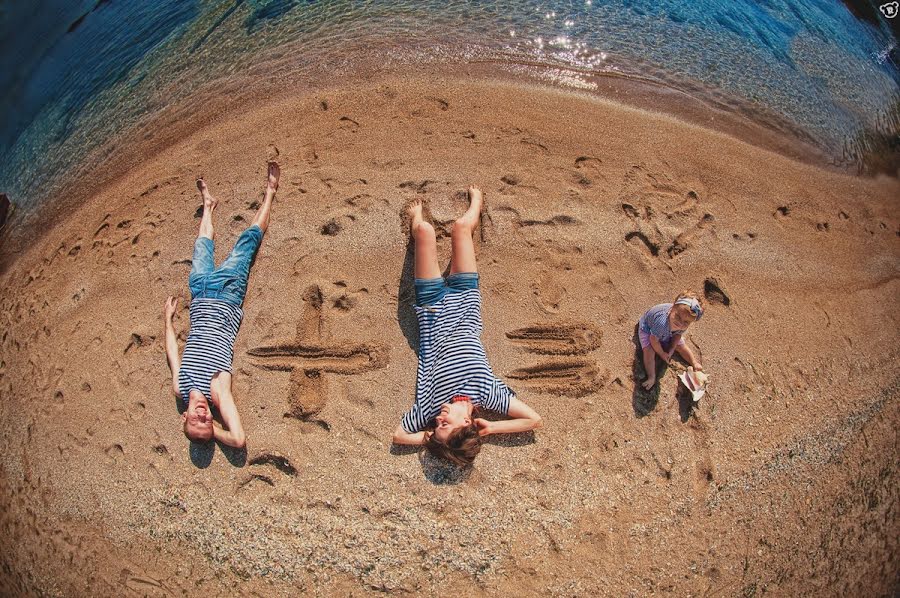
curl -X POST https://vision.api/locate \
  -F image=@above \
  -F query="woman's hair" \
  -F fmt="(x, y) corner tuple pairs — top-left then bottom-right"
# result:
(424, 423), (482, 466)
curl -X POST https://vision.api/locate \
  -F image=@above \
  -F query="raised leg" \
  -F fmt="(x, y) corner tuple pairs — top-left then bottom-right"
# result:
(408, 199), (441, 279)
(251, 161), (280, 233)
(449, 185), (482, 274)
(197, 178), (217, 240)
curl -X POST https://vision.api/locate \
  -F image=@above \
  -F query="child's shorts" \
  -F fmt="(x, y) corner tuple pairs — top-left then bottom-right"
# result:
(638, 329), (686, 350)
(414, 272), (479, 307)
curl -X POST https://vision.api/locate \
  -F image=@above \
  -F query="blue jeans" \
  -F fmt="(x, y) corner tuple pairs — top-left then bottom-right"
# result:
(414, 272), (479, 307)
(189, 225), (263, 306)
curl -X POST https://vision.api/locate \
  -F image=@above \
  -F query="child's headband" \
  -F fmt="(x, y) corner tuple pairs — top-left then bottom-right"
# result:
(674, 297), (703, 321)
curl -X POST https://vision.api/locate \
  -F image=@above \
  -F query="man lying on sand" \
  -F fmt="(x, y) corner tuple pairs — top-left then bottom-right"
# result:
(392, 186), (542, 465)
(163, 161), (280, 447)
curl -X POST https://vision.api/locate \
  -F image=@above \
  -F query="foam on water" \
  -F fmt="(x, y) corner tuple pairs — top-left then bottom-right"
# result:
(0, 0), (897, 216)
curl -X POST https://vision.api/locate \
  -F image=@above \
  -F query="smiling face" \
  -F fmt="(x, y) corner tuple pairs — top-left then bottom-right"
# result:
(182, 391), (214, 442)
(433, 399), (474, 442)
(669, 304), (697, 331)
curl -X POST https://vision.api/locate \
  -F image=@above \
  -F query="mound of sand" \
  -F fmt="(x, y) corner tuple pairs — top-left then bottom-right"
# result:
(0, 76), (897, 596)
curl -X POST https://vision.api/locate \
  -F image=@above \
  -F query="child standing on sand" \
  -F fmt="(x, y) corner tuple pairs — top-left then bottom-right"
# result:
(392, 186), (542, 466)
(638, 291), (704, 390)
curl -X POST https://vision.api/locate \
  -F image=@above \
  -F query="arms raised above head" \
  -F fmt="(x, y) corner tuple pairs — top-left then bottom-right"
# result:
(212, 383), (246, 448)
(164, 296), (181, 398)
(392, 425), (426, 445)
(475, 396), (542, 436)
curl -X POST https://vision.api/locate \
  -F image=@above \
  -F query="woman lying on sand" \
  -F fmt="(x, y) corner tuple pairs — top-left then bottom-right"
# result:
(392, 186), (542, 466)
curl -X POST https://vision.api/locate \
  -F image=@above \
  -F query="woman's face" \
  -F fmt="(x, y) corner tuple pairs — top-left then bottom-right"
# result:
(433, 400), (473, 442)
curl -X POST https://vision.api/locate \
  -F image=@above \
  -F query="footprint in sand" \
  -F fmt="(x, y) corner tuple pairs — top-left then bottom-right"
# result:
(240, 451), (297, 489)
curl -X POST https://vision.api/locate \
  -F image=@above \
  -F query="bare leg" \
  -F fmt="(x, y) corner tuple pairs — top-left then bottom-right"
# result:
(449, 185), (482, 274)
(197, 179), (217, 240)
(641, 346), (657, 390)
(252, 161), (280, 233)
(408, 199), (441, 279)
(675, 344), (702, 370)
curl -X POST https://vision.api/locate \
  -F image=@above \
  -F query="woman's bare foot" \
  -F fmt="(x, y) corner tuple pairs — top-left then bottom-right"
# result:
(267, 161), (280, 192)
(407, 198), (425, 234)
(197, 178), (217, 210)
(456, 185), (483, 230)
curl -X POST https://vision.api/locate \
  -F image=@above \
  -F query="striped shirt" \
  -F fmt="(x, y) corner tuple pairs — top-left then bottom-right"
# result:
(638, 303), (685, 344)
(401, 288), (514, 433)
(178, 298), (243, 401)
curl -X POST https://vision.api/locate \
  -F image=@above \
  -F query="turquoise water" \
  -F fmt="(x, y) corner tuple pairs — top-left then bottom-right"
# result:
(1, 0), (898, 215)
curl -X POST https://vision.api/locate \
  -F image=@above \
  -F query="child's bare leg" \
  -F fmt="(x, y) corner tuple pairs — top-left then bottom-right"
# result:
(197, 179), (217, 240)
(449, 185), (482, 274)
(675, 343), (702, 370)
(641, 346), (657, 390)
(408, 199), (441, 279)
(251, 161), (280, 233)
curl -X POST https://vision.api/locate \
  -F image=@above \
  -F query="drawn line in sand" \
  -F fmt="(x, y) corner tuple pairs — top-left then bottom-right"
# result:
(506, 322), (603, 355)
(247, 284), (388, 421)
(507, 358), (607, 397)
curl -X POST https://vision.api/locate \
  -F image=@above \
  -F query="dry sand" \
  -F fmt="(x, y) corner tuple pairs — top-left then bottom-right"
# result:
(0, 75), (898, 596)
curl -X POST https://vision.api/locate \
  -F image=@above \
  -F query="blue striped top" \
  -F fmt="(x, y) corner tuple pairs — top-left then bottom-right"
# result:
(638, 303), (685, 344)
(401, 289), (514, 433)
(178, 298), (243, 402)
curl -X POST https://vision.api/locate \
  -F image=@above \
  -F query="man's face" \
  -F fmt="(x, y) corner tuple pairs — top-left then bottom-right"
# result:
(183, 393), (214, 441)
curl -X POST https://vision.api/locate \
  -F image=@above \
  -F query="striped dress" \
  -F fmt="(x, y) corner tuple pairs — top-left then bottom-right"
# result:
(177, 298), (243, 402)
(401, 288), (514, 433)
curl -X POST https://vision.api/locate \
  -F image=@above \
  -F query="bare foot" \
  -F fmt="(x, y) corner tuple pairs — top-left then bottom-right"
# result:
(407, 198), (424, 234)
(455, 185), (483, 230)
(267, 161), (280, 192)
(642, 377), (656, 391)
(197, 178), (217, 210)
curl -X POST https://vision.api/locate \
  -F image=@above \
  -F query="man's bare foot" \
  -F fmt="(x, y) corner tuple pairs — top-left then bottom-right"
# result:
(407, 198), (424, 234)
(267, 161), (280, 192)
(642, 377), (656, 391)
(197, 178), (217, 210)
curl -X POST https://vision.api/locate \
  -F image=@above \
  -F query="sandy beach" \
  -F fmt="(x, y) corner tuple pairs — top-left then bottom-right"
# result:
(0, 75), (898, 596)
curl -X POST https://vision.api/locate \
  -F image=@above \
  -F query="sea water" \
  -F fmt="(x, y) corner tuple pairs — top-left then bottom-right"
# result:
(1, 0), (897, 216)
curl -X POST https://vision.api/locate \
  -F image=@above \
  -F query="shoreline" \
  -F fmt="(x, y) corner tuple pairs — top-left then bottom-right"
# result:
(0, 63), (861, 271)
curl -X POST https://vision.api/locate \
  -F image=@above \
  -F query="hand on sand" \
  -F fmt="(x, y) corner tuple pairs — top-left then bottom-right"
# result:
(474, 418), (491, 436)
(641, 377), (656, 391)
(164, 296), (178, 320)
(267, 161), (280, 192)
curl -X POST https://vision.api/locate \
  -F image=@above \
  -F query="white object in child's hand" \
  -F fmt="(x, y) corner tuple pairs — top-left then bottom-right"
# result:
(678, 366), (709, 402)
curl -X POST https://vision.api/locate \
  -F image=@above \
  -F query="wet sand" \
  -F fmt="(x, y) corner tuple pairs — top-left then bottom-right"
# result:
(0, 75), (898, 596)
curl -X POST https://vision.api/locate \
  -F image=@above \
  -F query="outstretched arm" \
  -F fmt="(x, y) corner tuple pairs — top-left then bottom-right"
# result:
(392, 425), (426, 445)
(213, 388), (246, 448)
(163, 297), (181, 398)
(475, 397), (542, 437)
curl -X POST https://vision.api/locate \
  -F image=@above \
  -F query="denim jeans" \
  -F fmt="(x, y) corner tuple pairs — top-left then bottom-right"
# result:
(188, 225), (263, 306)
(414, 272), (479, 307)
